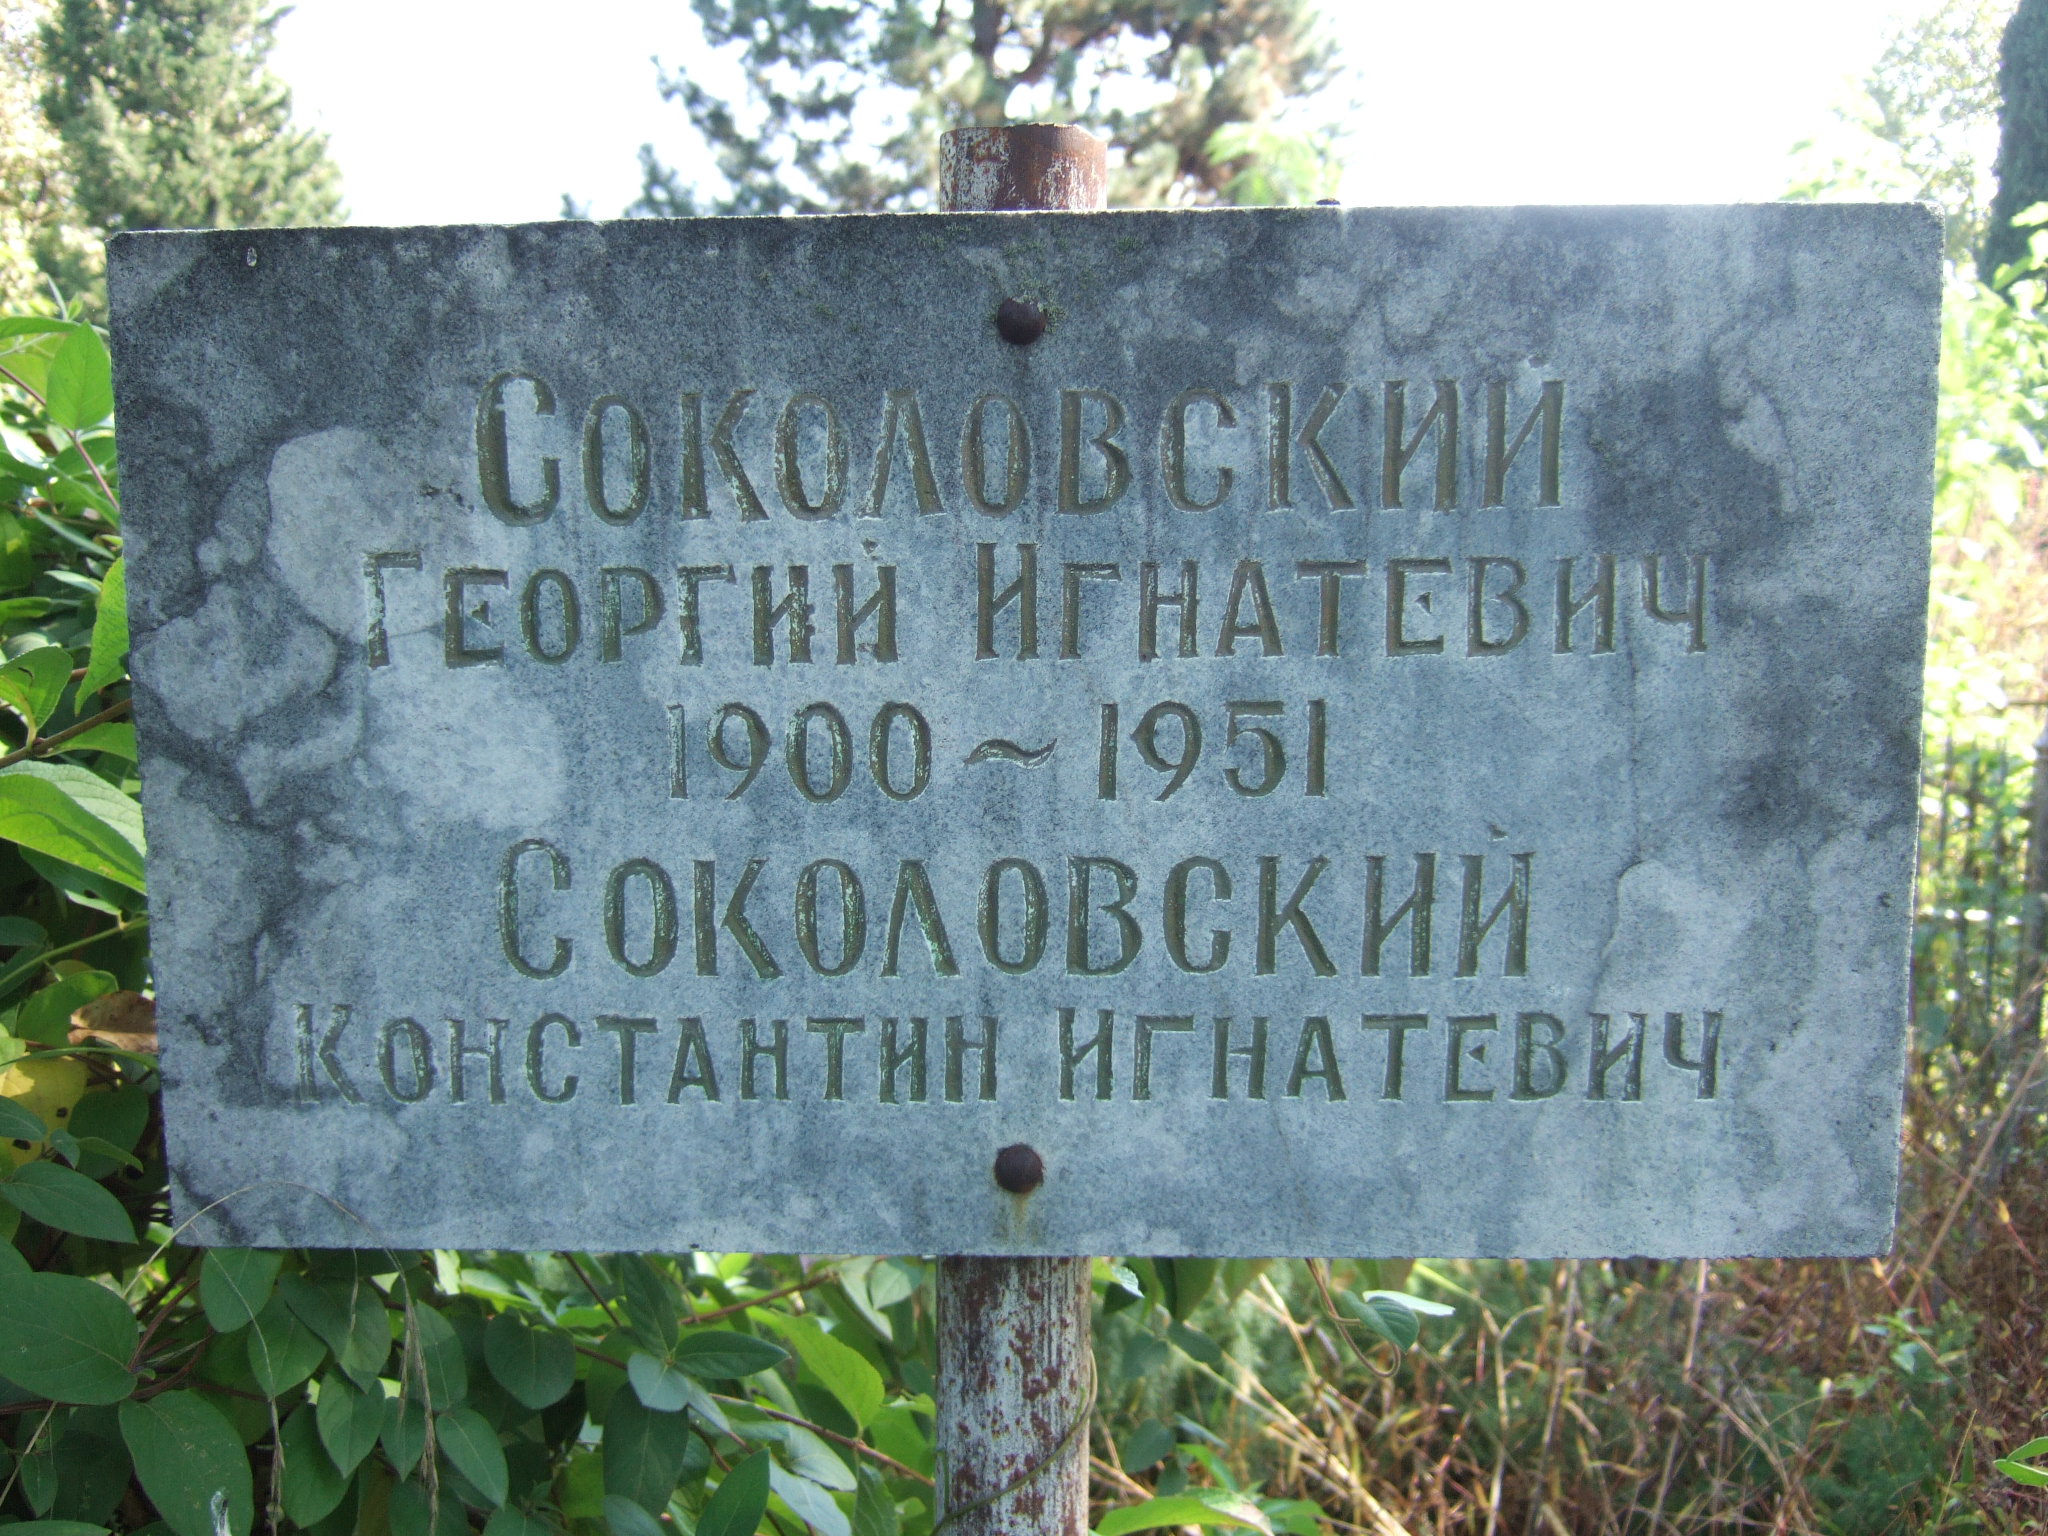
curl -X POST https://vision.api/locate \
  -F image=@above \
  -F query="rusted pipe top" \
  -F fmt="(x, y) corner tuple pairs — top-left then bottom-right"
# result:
(939, 125), (1108, 213)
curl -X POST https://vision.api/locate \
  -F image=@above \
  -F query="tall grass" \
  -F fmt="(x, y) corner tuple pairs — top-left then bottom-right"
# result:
(1089, 736), (2043, 1534)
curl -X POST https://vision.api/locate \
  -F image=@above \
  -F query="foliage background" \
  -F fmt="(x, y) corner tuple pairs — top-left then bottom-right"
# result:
(0, 1), (2045, 1533)
(624, 0), (1343, 217)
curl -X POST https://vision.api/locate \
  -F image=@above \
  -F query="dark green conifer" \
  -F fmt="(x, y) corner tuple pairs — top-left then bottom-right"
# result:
(1985, 0), (2048, 279)
(39, 0), (342, 237)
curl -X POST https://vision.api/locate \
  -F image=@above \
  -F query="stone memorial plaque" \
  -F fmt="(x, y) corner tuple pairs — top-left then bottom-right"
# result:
(107, 204), (1939, 1257)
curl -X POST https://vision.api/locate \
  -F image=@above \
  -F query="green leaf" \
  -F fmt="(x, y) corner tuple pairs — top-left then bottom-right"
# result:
(22, 850), (126, 917)
(602, 1388), (693, 1518)
(53, 723), (134, 761)
(744, 1421), (851, 1491)
(696, 1450), (771, 1536)
(1340, 1292), (1445, 1351)
(0, 764), (145, 893)
(407, 1301), (468, 1409)
(770, 1464), (851, 1536)
(851, 1465), (899, 1536)
(1339, 1294), (1418, 1351)
(19, 1433), (57, 1513)
(44, 328), (112, 434)
(616, 1255), (679, 1354)
(488, 1511), (556, 1536)
(677, 1370), (731, 1435)
(1122, 1332), (1170, 1379)
(0, 647), (74, 734)
(763, 1314), (884, 1430)
(68, 1136), (139, 1174)
(867, 1260), (918, 1310)
(247, 1292), (327, 1397)
(50, 1446), (111, 1525)
(1, 1523), (113, 1536)
(603, 1493), (667, 1536)
(43, 476), (114, 521)
(1165, 1320), (1225, 1369)
(1998, 1456), (2048, 1487)
(559, 1452), (606, 1521)
(11, 649), (72, 725)
(52, 434), (113, 482)
(0, 1092), (49, 1142)
(388, 1478), (470, 1536)
(76, 560), (124, 703)
(833, 1262), (893, 1343)
(0, 335), (66, 407)
(484, 1311), (575, 1410)
(0, 680), (37, 742)
(1121, 1419), (1176, 1472)
(199, 1249), (282, 1333)
(0, 945), (52, 1006)
(1357, 1288), (1454, 1318)
(380, 1394), (428, 1477)
(0, 1160), (134, 1243)
(1259, 1498), (1324, 1536)
(314, 1371), (383, 1474)
(278, 1274), (389, 1385)
(0, 317), (79, 340)
(278, 1404), (349, 1527)
(13, 970), (117, 1045)
(1160, 1258), (1219, 1323)
(0, 915), (46, 947)
(671, 1328), (787, 1381)
(436, 1406), (508, 1508)
(0, 1269), (136, 1402)
(625, 1349), (691, 1413)
(117, 1391), (253, 1536)
(0, 512), (32, 591)
(1096, 1495), (1272, 1536)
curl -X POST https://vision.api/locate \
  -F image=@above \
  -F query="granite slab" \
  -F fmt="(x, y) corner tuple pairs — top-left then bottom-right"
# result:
(106, 204), (1940, 1256)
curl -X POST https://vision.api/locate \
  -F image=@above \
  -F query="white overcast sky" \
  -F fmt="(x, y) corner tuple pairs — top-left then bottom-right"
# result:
(269, 0), (1936, 226)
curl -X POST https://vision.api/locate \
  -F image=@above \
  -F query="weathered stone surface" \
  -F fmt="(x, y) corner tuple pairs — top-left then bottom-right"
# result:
(107, 205), (1940, 1257)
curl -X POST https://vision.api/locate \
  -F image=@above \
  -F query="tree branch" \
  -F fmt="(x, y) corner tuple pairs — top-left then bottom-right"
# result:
(0, 696), (132, 770)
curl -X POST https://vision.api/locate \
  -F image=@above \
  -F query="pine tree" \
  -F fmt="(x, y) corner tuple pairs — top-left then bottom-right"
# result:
(39, 0), (342, 239)
(629, 0), (1339, 217)
(1986, 0), (2048, 279)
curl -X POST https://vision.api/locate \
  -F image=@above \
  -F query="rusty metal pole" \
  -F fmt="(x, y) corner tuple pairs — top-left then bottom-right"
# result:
(933, 123), (1106, 1536)
(940, 124), (1108, 214)
(933, 1257), (1093, 1536)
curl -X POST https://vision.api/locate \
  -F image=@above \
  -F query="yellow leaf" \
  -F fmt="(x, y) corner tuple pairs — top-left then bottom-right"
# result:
(0, 1055), (85, 1164)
